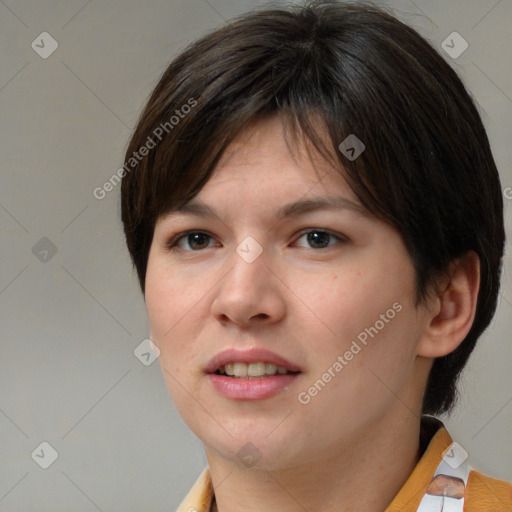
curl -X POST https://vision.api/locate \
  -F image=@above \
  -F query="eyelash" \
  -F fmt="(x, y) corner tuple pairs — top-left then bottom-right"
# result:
(165, 229), (348, 252)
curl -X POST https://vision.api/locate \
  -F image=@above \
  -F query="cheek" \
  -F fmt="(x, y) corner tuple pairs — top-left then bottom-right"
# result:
(290, 261), (420, 411)
(145, 270), (202, 412)
(145, 262), (198, 377)
(145, 258), (197, 338)
(145, 276), (172, 341)
(290, 262), (412, 347)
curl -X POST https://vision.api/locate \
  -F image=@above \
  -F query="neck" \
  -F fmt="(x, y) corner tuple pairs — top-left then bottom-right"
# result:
(206, 409), (422, 512)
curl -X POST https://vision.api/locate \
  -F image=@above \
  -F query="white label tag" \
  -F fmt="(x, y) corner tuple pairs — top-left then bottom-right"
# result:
(416, 442), (471, 512)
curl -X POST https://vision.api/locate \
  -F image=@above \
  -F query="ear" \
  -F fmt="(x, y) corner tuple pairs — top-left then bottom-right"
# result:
(418, 251), (480, 358)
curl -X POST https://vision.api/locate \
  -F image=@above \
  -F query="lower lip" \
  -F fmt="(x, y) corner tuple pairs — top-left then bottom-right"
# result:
(207, 373), (300, 400)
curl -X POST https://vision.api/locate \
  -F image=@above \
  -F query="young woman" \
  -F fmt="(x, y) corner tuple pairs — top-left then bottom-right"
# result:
(120, 1), (512, 510)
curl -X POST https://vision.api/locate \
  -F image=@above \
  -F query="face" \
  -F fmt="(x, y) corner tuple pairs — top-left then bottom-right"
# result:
(145, 115), (433, 470)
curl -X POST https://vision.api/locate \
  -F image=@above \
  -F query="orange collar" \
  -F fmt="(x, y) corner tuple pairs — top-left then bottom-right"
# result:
(175, 417), (512, 512)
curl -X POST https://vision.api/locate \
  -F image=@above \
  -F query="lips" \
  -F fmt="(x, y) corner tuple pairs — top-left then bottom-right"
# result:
(204, 347), (302, 375)
(205, 347), (302, 400)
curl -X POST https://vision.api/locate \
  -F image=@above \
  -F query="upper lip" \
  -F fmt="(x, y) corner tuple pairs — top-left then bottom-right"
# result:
(205, 347), (302, 374)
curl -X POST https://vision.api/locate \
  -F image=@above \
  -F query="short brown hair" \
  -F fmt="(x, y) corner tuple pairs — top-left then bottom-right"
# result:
(120, 0), (505, 415)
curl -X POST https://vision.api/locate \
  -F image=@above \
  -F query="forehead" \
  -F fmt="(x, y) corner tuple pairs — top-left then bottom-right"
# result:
(160, 115), (372, 223)
(204, 115), (356, 198)
(216, 115), (332, 172)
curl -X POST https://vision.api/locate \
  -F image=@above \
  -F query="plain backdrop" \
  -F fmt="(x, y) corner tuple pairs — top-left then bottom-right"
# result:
(1, 0), (511, 510)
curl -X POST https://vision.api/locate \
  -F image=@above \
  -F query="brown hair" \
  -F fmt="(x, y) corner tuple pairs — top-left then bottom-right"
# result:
(120, 0), (505, 415)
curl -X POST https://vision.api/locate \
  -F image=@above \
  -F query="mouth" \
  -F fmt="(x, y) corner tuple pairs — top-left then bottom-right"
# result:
(205, 348), (302, 399)
(205, 347), (302, 376)
(215, 362), (300, 379)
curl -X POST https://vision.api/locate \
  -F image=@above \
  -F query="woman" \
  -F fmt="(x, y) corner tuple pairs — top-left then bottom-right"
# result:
(120, 1), (512, 510)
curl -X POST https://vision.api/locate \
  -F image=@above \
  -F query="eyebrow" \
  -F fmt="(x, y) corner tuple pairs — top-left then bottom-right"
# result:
(165, 195), (369, 221)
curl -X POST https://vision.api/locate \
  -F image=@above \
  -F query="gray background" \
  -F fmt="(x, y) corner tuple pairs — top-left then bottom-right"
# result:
(0, 0), (511, 510)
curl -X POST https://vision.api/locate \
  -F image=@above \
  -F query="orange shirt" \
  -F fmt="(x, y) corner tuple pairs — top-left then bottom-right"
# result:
(176, 416), (512, 512)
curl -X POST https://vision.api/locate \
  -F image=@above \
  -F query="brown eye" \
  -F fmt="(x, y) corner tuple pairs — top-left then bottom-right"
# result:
(306, 231), (331, 248)
(168, 231), (216, 251)
(294, 230), (346, 249)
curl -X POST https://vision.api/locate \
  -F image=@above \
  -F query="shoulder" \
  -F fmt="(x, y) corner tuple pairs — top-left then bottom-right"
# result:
(465, 468), (512, 511)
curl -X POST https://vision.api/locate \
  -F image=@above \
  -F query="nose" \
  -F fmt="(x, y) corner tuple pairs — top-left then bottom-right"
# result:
(210, 243), (286, 328)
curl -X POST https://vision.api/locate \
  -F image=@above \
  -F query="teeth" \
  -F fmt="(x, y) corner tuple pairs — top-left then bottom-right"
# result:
(265, 363), (277, 375)
(233, 362), (248, 377)
(248, 362), (265, 377)
(216, 362), (293, 378)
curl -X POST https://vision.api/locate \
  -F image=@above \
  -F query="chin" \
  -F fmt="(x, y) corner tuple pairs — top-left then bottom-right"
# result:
(206, 441), (304, 472)
(199, 423), (313, 472)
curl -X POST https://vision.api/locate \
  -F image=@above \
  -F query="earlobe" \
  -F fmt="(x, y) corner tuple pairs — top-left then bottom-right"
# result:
(418, 251), (480, 358)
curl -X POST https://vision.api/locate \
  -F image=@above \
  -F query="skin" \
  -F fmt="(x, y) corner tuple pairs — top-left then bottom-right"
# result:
(145, 115), (480, 512)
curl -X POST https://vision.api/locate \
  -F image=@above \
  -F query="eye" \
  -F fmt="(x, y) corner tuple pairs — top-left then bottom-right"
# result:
(166, 231), (218, 251)
(293, 229), (346, 249)
(166, 228), (347, 252)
